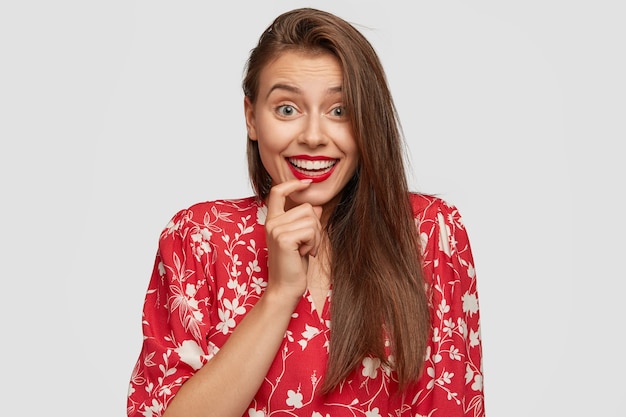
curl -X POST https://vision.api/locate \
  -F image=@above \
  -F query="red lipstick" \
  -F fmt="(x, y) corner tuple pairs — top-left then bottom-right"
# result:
(286, 155), (338, 183)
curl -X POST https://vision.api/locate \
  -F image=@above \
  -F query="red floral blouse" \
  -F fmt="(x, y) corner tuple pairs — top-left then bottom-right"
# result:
(127, 193), (485, 417)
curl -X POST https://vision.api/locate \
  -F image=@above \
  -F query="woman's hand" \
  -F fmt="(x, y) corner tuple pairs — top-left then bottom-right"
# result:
(161, 179), (322, 417)
(264, 179), (323, 299)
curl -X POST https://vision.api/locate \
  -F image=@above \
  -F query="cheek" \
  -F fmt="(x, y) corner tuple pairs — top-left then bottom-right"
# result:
(339, 133), (359, 161)
(255, 118), (290, 152)
(256, 139), (287, 179)
(257, 138), (286, 161)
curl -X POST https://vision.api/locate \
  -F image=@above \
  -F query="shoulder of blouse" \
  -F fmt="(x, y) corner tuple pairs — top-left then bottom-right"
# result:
(158, 196), (263, 238)
(409, 192), (461, 222)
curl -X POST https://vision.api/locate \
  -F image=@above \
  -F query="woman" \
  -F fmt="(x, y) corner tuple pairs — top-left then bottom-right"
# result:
(127, 7), (484, 417)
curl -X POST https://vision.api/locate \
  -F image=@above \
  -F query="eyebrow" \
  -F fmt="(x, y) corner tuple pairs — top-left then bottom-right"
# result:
(266, 83), (343, 99)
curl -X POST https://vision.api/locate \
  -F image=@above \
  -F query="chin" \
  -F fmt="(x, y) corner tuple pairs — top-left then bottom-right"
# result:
(293, 187), (342, 209)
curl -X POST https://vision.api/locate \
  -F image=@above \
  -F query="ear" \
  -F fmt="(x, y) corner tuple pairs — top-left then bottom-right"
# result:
(244, 96), (258, 141)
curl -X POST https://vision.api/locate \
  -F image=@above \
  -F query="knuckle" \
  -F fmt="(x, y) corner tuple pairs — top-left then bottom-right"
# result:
(274, 233), (292, 248)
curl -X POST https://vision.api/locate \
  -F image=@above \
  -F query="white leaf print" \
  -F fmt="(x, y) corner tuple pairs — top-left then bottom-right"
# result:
(437, 212), (452, 256)
(302, 324), (321, 340)
(469, 328), (480, 347)
(471, 374), (483, 391)
(465, 364), (474, 384)
(449, 345), (461, 361)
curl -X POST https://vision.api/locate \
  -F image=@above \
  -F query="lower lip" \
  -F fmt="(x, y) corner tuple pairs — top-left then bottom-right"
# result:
(287, 160), (337, 183)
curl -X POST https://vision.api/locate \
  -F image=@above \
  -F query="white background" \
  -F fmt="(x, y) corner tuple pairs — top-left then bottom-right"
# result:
(1, 1), (624, 416)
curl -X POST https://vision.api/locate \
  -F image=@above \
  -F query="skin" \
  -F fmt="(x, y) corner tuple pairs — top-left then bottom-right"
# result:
(162, 51), (359, 417)
(244, 50), (359, 219)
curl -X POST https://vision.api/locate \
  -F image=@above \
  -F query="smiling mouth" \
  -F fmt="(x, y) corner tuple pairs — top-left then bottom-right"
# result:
(288, 157), (337, 174)
(287, 157), (338, 182)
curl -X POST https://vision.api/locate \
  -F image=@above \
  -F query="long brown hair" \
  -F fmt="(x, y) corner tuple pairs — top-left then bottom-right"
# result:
(242, 8), (430, 393)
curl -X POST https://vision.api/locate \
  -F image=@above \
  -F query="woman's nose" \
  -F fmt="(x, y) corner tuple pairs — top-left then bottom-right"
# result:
(298, 114), (328, 147)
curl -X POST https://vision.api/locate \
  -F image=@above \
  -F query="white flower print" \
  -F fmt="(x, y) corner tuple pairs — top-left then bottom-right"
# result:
(184, 284), (204, 322)
(191, 228), (212, 244)
(247, 259), (262, 276)
(184, 284), (197, 299)
(190, 227), (212, 259)
(141, 399), (164, 417)
(251, 275), (267, 295)
(216, 308), (236, 334)
(362, 357), (382, 379)
(174, 340), (206, 371)
(227, 278), (238, 289)
(462, 292), (479, 316)
(129, 195), (485, 417)
(224, 297), (246, 316)
(200, 228), (212, 240)
(224, 279), (247, 297)
(365, 407), (382, 417)
(298, 324), (321, 350)
(286, 389), (303, 408)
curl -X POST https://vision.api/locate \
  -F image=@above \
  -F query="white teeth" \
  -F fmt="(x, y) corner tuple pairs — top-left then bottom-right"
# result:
(289, 158), (336, 170)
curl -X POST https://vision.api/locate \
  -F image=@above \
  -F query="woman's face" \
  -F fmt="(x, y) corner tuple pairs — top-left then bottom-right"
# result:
(244, 50), (359, 211)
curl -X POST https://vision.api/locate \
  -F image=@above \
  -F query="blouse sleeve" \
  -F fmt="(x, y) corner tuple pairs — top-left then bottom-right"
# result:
(127, 209), (216, 417)
(414, 197), (485, 417)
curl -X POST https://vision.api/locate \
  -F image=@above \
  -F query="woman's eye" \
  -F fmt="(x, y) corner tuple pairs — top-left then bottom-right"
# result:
(331, 106), (345, 117)
(277, 105), (296, 116)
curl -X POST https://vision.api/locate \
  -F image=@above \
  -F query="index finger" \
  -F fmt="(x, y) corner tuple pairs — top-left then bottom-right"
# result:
(266, 179), (313, 218)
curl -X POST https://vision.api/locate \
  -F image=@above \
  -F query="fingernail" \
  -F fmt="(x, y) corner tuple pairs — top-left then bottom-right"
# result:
(300, 179), (313, 184)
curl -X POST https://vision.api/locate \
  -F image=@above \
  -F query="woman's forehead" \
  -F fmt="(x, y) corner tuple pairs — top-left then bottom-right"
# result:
(258, 51), (343, 94)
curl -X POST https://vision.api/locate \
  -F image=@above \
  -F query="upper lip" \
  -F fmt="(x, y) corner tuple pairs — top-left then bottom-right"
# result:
(289, 155), (336, 161)
(287, 155), (338, 170)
